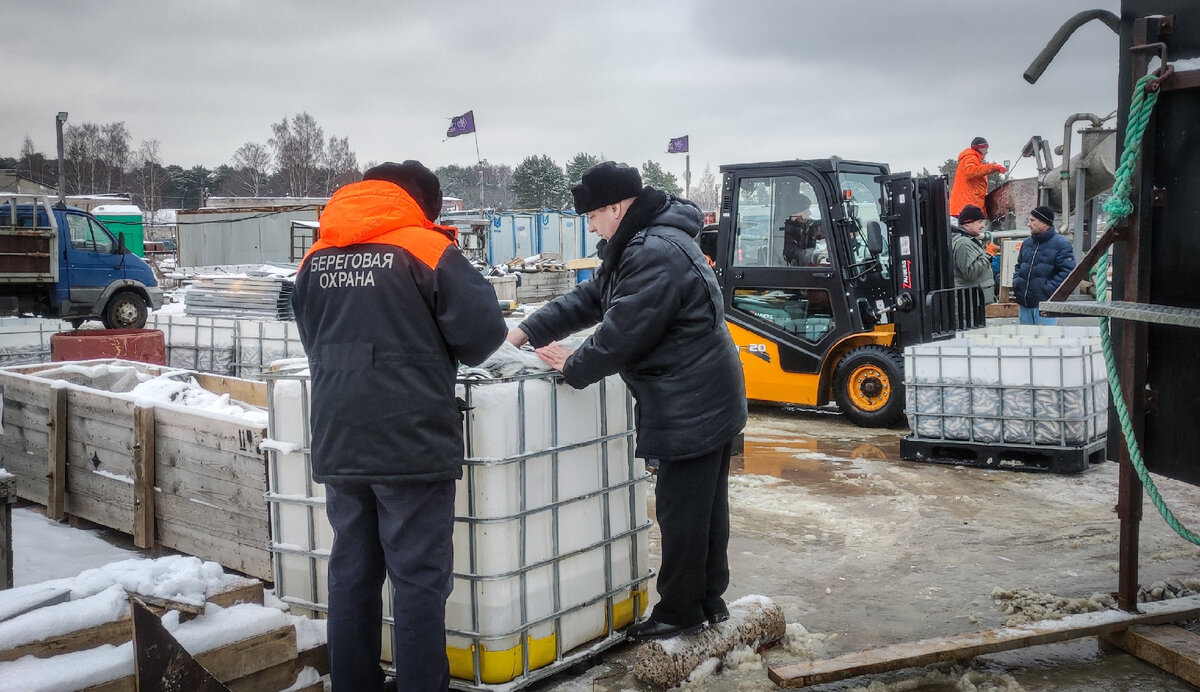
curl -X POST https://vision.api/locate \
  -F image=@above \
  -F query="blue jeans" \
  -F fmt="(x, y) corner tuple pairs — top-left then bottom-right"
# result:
(1019, 306), (1058, 326)
(325, 480), (455, 692)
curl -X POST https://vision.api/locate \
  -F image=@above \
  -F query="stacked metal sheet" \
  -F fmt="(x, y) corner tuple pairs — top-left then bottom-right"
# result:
(183, 274), (295, 320)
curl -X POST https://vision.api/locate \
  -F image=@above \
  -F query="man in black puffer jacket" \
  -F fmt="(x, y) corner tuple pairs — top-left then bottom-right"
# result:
(1012, 205), (1075, 325)
(507, 161), (747, 641)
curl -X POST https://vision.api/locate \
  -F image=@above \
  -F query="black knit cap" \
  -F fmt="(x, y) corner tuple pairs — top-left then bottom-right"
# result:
(363, 160), (442, 221)
(971, 136), (988, 148)
(958, 205), (986, 224)
(571, 162), (642, 214)
(1030, 205), (1055, 226)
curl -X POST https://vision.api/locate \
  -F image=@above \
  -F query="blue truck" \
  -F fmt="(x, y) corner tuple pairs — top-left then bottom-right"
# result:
(0, 194), (163, 329)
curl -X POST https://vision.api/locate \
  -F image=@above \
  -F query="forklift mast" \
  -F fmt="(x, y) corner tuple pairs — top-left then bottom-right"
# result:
(880, 172), (984, 349)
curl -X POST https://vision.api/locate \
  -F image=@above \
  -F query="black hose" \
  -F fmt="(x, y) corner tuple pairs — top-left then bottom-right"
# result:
(1024, 9), (1120, 84)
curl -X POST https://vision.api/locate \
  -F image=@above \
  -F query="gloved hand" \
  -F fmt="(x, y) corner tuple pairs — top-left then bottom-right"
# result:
(994, 164), (1007, 174)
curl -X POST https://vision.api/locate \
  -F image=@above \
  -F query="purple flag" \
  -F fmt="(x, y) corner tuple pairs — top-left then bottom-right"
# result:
(447, 110), (476, 138)
(667, 135), (688, 154)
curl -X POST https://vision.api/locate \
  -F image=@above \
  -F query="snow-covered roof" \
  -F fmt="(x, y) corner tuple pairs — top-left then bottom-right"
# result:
(92, 204), (142, 215)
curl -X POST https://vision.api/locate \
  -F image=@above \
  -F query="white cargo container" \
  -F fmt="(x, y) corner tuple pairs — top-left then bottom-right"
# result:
(902, 326), (1109, 472)
(263, 367), (651, 688)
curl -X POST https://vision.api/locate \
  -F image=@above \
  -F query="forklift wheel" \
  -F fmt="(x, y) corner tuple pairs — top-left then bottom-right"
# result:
(833, 345), (905, 427)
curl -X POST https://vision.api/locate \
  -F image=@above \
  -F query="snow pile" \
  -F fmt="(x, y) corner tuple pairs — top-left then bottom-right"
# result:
(0, 556), (328, 692)
(991, 587), (1116, 625)
(1137, 578), (1200, 603)
(0, 603), (295, 692)
(843, 663), (1023, 692)
(20, 362), (268, 426)
(128, 373), (268, 426)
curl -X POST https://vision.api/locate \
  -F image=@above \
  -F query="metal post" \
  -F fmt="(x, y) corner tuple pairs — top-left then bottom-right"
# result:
(55, 112), (68, 205)
(1115, 15), (1156, 613)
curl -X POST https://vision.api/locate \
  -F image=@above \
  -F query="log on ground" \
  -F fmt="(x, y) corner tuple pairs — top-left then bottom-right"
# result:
(634, 596), (785, 688)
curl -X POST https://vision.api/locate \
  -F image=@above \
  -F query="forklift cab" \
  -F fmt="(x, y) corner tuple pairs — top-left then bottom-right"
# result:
(712, 159), (983, 426)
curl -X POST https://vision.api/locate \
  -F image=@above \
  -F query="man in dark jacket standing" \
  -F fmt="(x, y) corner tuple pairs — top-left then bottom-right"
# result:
(292, 161), (506, 691)
(1012, 205), (1075, 325)
(506, 162), (747, 641)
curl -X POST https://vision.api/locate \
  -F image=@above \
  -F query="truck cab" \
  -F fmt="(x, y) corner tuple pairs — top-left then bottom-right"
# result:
(0, 195), (163, 329)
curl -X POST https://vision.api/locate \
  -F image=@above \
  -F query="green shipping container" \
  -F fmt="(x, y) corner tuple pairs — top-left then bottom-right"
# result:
(93, 204), (145, 257)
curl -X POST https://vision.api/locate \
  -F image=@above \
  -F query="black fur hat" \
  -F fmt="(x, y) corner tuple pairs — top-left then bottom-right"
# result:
(970, 136), (988, 148)
(571, 162), (642, 214)
(1030, 205), (1055, 226)
(958, 205), (986, 224)
(363, 160), (442, 221)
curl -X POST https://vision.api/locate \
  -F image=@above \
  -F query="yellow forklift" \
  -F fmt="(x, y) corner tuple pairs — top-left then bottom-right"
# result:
(702, 158), (984, 426)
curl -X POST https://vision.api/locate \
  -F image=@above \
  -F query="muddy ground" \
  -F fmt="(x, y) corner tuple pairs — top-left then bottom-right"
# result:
(534, 404), (1200, 692)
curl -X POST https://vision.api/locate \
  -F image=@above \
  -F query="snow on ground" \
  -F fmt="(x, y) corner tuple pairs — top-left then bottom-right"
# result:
(11, 508), (138, 586)
(0, 538), (327, 692)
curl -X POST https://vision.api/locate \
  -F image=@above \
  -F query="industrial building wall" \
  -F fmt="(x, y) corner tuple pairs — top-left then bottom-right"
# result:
(176, 208), (319, 267)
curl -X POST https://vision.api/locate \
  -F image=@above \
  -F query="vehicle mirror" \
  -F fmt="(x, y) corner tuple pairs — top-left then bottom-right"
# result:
(116, 232), (127, 255)
(866, 221), (884, 255)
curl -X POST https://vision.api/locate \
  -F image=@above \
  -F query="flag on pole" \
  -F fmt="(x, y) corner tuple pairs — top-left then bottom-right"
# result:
(447, 110), (476, 138)
(667, 135), (689, 154)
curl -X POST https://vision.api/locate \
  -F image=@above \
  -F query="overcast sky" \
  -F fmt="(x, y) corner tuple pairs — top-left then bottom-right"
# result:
(4, 1), (1122, 184)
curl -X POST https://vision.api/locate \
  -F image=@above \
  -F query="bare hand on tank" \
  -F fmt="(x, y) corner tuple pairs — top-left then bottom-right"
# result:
(506, 328), (529, 347)
(535, 343), (572, 373)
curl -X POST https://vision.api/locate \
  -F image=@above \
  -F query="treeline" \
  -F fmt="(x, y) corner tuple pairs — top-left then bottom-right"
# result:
(4, 112), (720, 213)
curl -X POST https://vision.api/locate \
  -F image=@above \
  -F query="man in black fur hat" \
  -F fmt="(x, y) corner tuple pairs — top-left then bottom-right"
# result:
(507, 161), (748, 641)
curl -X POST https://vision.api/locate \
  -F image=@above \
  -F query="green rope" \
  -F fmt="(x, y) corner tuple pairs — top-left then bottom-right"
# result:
(1093, 73), (1200, 545)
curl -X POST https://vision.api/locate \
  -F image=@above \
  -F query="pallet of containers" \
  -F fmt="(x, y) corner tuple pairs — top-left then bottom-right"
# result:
(263, 366), (651, 689)
(900, 325), (1108, 473)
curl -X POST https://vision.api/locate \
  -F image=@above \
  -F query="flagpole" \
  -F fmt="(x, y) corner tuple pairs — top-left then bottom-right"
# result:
(685, 153), (691, 199)
(474, 131), (483, 208)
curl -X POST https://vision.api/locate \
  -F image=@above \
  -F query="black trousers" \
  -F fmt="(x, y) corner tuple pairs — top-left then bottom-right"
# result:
(325, 480), (454, 692)
(649, 439), (733, 627)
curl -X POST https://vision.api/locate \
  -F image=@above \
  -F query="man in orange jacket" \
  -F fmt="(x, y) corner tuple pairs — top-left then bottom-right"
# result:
(949, 137), (1006, 217)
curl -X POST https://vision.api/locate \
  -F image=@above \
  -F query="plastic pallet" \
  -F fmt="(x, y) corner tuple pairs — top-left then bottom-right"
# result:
(899, 436), (1107, 474)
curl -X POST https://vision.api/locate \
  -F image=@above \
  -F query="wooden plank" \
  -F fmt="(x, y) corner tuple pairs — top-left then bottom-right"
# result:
(136, 593), (206, 615)
(0, 585), (70, 622)
(0, 474), (11, 590)
(86, 624), (297, 691)
(133, 405), (155, 549)
(0, 615), (131, 663)
(156, 518), (273, 582)
(62, 461), (135, 532)
(206, 579), (264, 609)
(192, 373), (268, 408)
(1102, 624), (1200, 687)
(224, 655), (302, 692)
(196, 624), (297, 682)
(155, 490), (270, 546)
(767, 595), (1200, 688)
(156, 435), (267, 488)
(154, 452), (267, 521)
(46, 385), (67, 521)
(155, 406), (265, 457)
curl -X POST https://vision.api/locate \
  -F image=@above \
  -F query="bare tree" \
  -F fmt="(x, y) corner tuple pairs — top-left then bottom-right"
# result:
(20, 135), (37, 181)
(132, 139), (167, 215)
(64, 122), (101, 194)
(690, 165), (720, 211)
(324, 135), (359, 194)
(99, 122), (132, 193)
(231, 141), (272, 196)
(270, 112), (326, 197)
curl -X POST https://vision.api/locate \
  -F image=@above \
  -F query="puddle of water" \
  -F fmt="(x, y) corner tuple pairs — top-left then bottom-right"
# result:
(733, 436), (902, 496)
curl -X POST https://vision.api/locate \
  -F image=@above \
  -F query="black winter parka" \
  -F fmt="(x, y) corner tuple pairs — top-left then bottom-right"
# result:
(518, 188), (747, 461)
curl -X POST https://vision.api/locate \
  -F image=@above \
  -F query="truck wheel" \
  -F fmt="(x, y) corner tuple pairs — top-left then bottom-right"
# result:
(833, 345), (905, 427)
(102, 291), (149, 330)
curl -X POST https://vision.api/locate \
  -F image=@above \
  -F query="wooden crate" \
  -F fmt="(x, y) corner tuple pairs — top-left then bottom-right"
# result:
(515, 270), (573, 301)
(0, 360), (272, 580)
